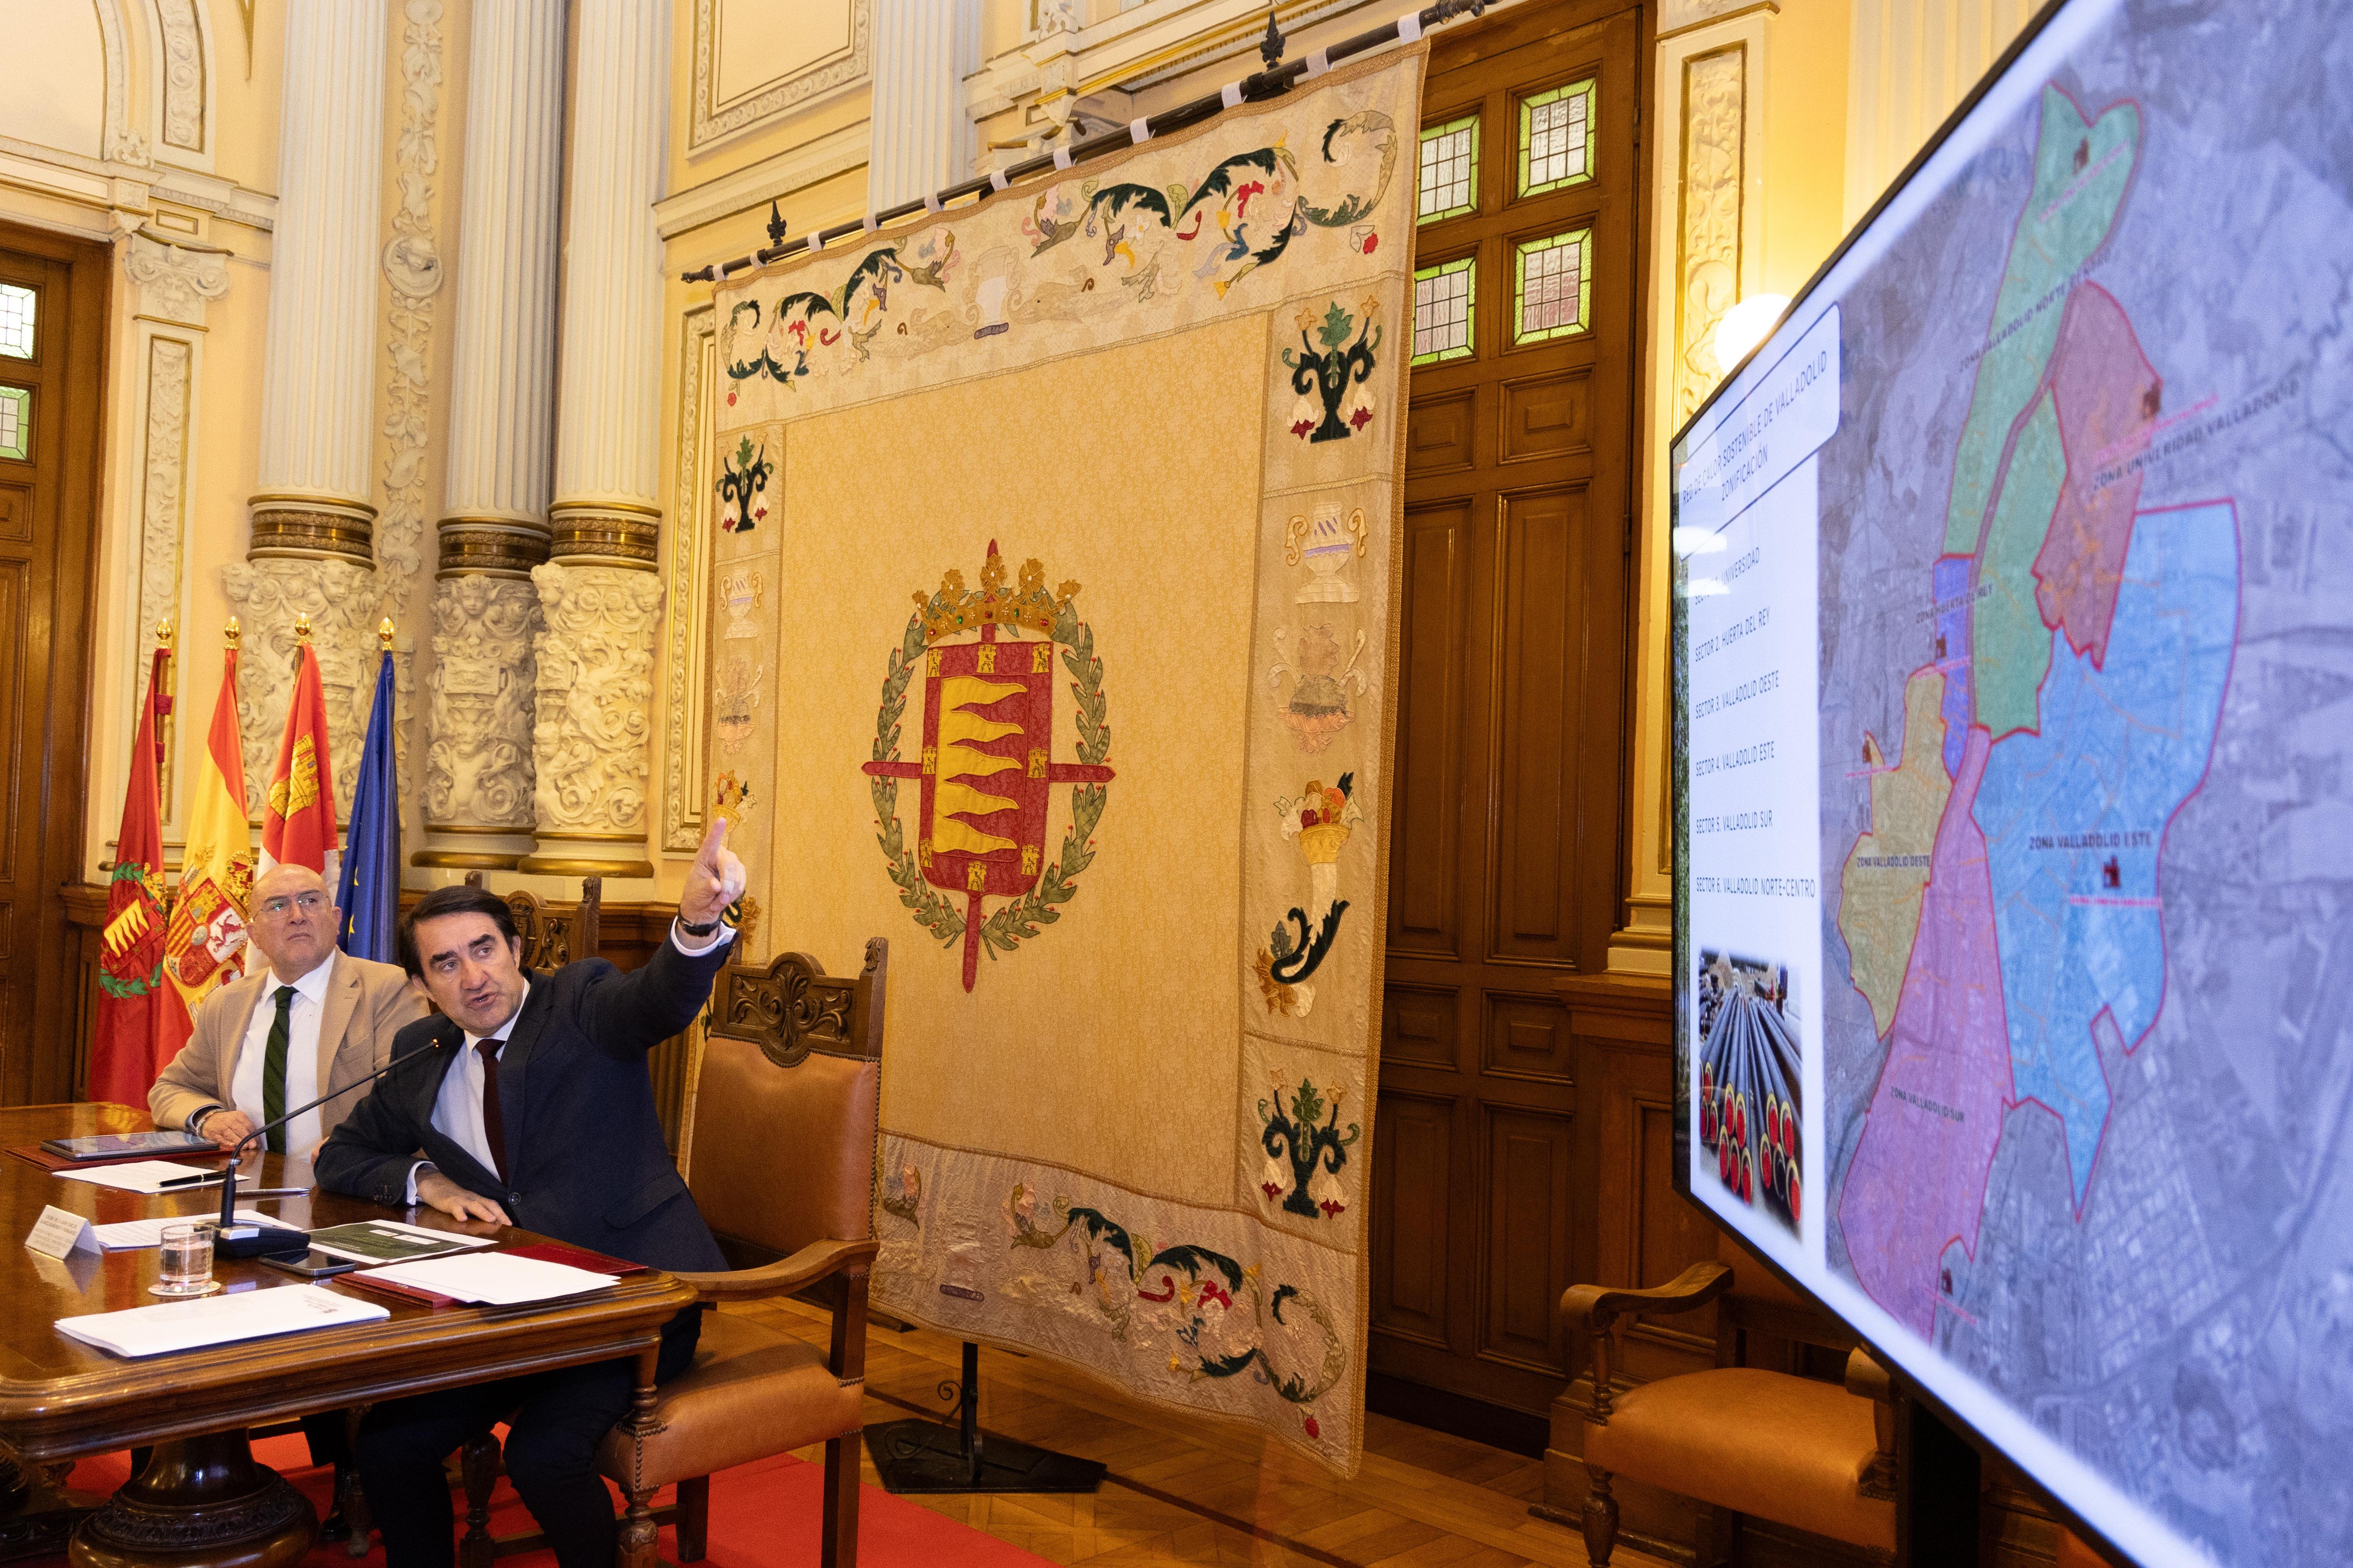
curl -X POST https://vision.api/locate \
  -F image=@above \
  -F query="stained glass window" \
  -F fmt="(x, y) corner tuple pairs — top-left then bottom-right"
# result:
(1418, 115), (1479, 224)
(1519, 79), (1596, 197)
(0, 386), (27, 461)
(1412, 258), (1476, 365)
(1515, 229), (1592, 344)
(0, 285), (31, 360)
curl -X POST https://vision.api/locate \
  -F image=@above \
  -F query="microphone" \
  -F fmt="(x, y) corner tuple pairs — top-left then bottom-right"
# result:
(203, 1020), (461, 1229)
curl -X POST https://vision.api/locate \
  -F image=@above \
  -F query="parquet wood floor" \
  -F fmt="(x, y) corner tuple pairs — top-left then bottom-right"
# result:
(732, 1297), (1671, 1568)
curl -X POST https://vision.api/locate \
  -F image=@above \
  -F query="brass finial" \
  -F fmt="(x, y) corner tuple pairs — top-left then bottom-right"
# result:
(294, 611), (313, 643)
(378, 616), (395, 653)
(155, 617), (175, 649)
(224, 615), (241, 650)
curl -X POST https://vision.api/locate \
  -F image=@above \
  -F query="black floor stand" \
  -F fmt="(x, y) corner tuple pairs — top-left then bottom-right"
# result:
(863, 1341), (1107, 1494)
(1898, 1397), (1981, 1568)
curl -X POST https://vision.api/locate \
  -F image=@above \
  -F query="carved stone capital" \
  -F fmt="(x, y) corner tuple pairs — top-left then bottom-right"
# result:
(249, 494), (377, 565)
(125, 234), (230, 329)
(549, 502), (661, 570)
(423, 574), (541, 840)
(522, 563), (664, 875)
(436, 518), (551, 579)
(219, 556), (387, 817)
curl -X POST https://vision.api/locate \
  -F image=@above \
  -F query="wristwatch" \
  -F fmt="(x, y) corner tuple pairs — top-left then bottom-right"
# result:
(678, 914), (724, 937)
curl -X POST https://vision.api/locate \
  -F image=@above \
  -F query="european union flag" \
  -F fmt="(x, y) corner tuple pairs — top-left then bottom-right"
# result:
(338, 645), (400, 963)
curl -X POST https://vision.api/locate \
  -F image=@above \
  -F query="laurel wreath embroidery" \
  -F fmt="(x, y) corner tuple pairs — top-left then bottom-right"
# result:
(868, 601), (1112, 955)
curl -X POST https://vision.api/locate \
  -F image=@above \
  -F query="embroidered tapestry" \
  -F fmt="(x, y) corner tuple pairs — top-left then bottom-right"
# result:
(704, 47), (1424, 1472)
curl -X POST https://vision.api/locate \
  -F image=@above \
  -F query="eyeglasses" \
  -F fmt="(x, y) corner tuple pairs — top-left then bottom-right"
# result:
(258, 892), (326, 918)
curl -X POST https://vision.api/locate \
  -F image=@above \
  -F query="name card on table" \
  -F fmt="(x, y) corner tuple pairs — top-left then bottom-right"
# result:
(24, 1204), (100, 1260)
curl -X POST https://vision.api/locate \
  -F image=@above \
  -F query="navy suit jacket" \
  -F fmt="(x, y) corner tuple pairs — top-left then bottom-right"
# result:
(316, 935), (731, 1274)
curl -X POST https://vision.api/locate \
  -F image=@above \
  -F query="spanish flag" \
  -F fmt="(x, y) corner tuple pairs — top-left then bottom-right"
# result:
(163, 646), (255, 1045)
(260, 638), (338, 875)
(89, 646), (173, 1106)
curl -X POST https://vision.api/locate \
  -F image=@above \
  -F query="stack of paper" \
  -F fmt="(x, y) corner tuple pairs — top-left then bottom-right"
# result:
(51, 1161), (250, 1194)
(55, 1284), (388, 1357)
(91, 1211), (278, 1250)
(358, 1252), (618, 1306)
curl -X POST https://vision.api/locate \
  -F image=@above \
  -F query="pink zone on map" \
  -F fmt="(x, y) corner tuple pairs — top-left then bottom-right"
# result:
(1838, 724), (2017, 1338)
(2033, 282), (2162, 668)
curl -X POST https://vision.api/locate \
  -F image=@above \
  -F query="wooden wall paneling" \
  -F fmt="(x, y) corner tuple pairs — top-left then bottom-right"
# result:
(1490, 484), (1586, 960)
(1480, 1103), (1576, 1372)
(1370, 1087), (1456, 1350)
(1389, 498), (1471, 957)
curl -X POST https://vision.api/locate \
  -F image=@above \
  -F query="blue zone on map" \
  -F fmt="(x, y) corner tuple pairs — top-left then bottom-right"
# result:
(1935, 555), (1973, 778)
(1970, 502), (2238, 1202)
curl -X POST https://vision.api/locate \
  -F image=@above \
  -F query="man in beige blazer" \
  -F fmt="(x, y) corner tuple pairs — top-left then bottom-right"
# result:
(147, 859), (425, 1534)
(150, 861), (427, 1155)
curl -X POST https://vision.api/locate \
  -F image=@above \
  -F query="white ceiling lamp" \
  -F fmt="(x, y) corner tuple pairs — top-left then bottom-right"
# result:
(1712, 293), (1792, 377)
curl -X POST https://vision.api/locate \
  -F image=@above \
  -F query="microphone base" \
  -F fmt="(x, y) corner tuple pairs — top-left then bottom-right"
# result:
(215, 1226), (312, 1260)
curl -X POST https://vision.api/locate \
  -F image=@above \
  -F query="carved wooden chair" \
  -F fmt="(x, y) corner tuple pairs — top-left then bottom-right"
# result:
(460, 941), (888, 1568)
(1562, 1232), (1898, 1567)
(458, 870), (602, 968)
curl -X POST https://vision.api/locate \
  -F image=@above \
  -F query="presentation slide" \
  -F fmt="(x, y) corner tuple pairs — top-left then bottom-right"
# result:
(1671, 3), (2353, 1565)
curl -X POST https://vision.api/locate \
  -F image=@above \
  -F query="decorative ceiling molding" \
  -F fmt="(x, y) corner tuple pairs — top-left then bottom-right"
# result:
(690, 0), (872, 153)
(94, 0), (152, 167)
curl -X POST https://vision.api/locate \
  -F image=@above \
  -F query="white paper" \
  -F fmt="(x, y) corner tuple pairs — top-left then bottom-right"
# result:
(359, 1252), (617, 1306)
(54, 1283), (388, 1358)
(90, 1211), (276, 1251)
(51, 1161), (247, 1195)
(24, 1205), (98, 1259)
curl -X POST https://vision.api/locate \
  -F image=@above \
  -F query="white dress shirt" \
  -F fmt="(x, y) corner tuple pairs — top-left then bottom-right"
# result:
(406, 920), (733, 1203)
(228, 954), (338, 1155)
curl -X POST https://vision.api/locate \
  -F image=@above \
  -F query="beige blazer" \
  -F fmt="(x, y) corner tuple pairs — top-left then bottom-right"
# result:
(149, 950), (428, 1150)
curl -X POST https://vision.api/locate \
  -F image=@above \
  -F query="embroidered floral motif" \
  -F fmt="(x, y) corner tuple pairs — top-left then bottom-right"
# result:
(1258, 1076), (1361, 1219)
(1282, 300), (1382, 443)
(716, 436), (773, 531)
(1256, 774), (1364, 1015)
(1003, 1186), (1347, 1410)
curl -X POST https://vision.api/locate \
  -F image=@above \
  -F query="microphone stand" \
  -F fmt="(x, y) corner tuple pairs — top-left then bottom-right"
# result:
(216, 1025), (458, 1228)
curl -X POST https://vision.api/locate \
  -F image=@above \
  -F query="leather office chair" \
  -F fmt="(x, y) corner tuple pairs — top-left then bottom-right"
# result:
(1561, 1232), (1898, 1567)
(591, 939), (886, 1566)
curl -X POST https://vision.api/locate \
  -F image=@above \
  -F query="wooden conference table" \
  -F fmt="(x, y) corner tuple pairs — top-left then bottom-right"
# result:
(0, 1103), (696, 1567)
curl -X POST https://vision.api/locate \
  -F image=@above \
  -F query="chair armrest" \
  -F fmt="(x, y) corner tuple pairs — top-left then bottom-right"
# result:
(1846, 1344), (1900, 1501)
(1844, 1344), (1894, 1404)
(1560, 1261), (1732, 1335)
(670, 1238), (880, 1303)
(1560, 1262), (1731, 1428)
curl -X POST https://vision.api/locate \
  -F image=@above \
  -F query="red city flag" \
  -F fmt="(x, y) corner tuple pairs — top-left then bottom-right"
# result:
(260, 640), (338, 874)
(89, 646), (174, 1105)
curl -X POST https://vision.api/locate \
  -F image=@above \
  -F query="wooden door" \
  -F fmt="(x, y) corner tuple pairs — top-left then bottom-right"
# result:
(1372, 0), (1647, 1426)
(0, 226), (106, 1105)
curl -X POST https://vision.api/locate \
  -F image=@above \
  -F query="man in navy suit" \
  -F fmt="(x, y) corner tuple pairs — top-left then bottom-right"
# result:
(317, 820), (746, 1568)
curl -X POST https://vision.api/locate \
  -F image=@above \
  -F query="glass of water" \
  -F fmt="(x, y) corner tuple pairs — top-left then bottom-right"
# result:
(150, 1220), (221, 1297)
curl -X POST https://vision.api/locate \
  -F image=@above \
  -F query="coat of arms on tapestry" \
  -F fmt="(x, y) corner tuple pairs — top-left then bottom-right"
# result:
(704, 46), (1425, 1473)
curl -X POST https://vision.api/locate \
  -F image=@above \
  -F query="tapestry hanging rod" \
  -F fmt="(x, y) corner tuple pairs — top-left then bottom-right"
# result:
(680, 0), (1491, 284)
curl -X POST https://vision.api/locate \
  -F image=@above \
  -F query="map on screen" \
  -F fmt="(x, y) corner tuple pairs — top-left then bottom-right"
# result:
(1673, 3), (2353, 1564)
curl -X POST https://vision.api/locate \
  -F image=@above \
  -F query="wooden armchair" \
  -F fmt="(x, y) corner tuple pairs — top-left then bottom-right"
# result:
(459, 870), (601, 966)
(1562, 1236), (1897, 1567)
(590, 939), (889, 1568)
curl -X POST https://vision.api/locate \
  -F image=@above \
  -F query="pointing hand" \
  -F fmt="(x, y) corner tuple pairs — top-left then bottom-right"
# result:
(682, 815), (746, 928)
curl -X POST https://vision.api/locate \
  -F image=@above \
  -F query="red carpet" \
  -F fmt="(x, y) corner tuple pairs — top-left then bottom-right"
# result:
(50, 1433), (1053, 1568)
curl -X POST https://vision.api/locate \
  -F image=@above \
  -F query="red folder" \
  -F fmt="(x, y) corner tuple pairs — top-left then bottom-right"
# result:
(7, 1143), (230, 1174)
(503, 1242), (646, 1276)
(335, 1273), (459, 1310)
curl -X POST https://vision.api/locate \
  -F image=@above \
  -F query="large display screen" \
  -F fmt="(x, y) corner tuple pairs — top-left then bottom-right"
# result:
(1671, 3), (2352, 1563)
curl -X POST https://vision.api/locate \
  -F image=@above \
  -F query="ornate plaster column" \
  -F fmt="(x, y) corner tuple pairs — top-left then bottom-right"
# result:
(867, 0), (982, 210)
(224, 0), (388, 817)
(417, 0), (566, 871)
(523, 0), (669, 880)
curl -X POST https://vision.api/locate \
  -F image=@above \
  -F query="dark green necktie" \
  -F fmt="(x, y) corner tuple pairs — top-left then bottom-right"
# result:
(261, 986), (295, 1155)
